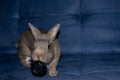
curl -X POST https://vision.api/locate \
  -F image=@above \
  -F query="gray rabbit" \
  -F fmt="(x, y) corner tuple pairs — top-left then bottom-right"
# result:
(16, 23), (61, 77)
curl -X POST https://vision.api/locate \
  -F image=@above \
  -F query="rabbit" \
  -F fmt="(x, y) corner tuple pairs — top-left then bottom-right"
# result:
(16, 23), (61, 77)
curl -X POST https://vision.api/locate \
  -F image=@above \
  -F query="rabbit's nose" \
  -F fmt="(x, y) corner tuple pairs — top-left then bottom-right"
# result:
(33, 56), (38, 61)
(39, 57), (43, 60)
(33, 54), (44, 61)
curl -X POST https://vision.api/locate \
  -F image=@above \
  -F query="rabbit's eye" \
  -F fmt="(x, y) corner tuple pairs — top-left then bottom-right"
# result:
(48, 45), (50, 49)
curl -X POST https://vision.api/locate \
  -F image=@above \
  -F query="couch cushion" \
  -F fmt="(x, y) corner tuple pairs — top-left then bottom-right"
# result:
(0, 53), (120, 80)
(0, 54), (80, 80)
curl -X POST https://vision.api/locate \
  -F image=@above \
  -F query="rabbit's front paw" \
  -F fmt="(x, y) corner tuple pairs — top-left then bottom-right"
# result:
(22, 60), (31, 68)
(21, 57), (31, 68)
(49, 70), (58, 77)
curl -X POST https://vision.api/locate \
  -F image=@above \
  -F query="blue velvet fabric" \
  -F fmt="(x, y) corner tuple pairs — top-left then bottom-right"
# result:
(0, 0), (120, 80)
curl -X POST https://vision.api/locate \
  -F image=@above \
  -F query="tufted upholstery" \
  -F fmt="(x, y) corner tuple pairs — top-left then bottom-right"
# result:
(0, 0), (120, 80)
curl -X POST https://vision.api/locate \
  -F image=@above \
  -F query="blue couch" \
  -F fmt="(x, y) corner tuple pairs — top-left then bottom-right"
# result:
(0, 0), (120, 80)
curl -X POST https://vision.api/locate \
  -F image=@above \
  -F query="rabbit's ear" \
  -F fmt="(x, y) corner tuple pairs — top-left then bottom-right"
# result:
(28, 23), (41, 40)
(48, 24), (60, 42)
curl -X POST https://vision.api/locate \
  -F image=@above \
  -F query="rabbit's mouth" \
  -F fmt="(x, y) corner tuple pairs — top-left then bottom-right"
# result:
(30, 59), (46, 65)
(30, 57), (48, 65)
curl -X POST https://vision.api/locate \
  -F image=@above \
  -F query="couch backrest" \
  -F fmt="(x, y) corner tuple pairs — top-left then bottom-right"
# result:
(0, 0), (120, 54)
(81, 0), (120, 53)
(0, 0), (19, 54)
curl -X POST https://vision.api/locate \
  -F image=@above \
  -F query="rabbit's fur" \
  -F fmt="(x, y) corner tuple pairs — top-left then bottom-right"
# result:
(16, 23), (61, 77)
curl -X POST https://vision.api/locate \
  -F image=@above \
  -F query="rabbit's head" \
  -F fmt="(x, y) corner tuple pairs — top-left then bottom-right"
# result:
(28, 23), (60, 62)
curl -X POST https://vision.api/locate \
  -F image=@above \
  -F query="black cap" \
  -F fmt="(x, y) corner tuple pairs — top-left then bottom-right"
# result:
(31, 60), (47, 77)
